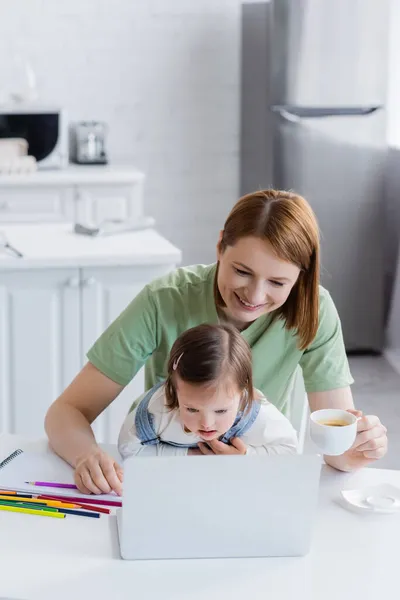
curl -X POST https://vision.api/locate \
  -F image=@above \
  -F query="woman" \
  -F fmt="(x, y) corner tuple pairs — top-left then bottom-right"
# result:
(45, 189), (388, 495)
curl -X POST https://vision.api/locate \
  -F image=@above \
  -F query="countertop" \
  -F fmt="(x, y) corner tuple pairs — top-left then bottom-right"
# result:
(0, 223), (181, 269)
(0, 164), (145, 186)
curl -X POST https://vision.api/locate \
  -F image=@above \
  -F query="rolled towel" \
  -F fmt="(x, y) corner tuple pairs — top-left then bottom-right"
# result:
(0, 155), (37, 174)
(0, 137), (29, 160)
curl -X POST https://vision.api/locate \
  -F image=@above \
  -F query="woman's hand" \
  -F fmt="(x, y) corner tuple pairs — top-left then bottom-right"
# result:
(326, 409), (388, 471)
(74, 446), (123, 495)
(198, 437), (247, 455)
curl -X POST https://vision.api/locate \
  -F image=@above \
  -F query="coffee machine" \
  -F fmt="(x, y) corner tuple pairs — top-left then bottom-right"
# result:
(73, 121), (108, 165)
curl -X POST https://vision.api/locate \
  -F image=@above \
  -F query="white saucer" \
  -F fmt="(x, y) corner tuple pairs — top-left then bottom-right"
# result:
(340, 483), (400, 514)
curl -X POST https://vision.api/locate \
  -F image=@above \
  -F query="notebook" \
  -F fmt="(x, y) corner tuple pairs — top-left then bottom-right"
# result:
(0, 444), (122, 502)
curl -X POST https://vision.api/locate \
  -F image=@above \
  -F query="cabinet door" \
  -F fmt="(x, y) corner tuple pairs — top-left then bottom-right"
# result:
(0, 269), (81, 436)
(81, 264), (176, 444)
(74, 183), (143, 226)
(0, 187), (75, 223)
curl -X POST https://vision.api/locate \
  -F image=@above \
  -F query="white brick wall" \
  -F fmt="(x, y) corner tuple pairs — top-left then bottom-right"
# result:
(0, 0), (241, 265)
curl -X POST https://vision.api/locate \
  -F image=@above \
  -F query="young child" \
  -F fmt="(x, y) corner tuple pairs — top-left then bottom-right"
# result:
(118, 323), (298, 457)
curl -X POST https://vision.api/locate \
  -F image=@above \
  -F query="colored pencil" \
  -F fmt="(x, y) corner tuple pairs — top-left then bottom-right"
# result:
(38, 495), (110, 513)
(0, 495), (76, 508)
(0, 490), (33, 498)
(0, 491), (110, 511)
(0, 500), (100, 518)
(38, 494), (121, 507)
(0, 504), (65, 518)
(0, 499), (58, 512)
(56, 508), (100, 518)
(25, 481), (78, 490)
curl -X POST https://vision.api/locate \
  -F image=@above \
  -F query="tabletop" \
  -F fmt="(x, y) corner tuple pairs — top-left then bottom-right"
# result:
(1, 433), (399, 600)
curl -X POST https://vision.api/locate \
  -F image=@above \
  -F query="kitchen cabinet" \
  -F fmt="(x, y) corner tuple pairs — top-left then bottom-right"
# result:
(0, 268), (81, 437)
(0, 224), (181, 442)
(0, 165), (144, 225)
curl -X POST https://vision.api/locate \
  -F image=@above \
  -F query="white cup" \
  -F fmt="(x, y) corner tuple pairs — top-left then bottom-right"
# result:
(309, 409), (358, 456)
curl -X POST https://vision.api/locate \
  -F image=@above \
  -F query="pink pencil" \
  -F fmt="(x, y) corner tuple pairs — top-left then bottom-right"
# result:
(26, 481), (78, 490)
(39, 494), (122, 507)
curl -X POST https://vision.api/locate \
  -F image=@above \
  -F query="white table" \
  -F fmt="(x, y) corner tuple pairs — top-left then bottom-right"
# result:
(1, 434), (399, 600)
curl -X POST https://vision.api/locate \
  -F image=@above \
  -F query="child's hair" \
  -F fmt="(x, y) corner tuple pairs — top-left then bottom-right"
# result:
(165, 323), (254, 412)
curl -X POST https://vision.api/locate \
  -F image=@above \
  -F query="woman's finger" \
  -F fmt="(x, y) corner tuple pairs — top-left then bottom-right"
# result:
(355, 435), (387, 453)
(78, 467), (103, 495)
(362, 447), (387, 459)
(346, 409), (363, 418)
(356, 415), (381, 433)
(115, 463), (124, 483)
(86, 459), (113, 494)
(100, 457), (123, 495)
(74, 471), (93, 495)
(352, 426), (385, 450)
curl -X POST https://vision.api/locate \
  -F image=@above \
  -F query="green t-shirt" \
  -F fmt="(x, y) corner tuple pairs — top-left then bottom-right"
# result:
(87, 263), (353, 416)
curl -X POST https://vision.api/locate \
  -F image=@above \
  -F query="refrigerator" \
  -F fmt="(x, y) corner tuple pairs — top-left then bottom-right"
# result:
(240, 0), (389, 352)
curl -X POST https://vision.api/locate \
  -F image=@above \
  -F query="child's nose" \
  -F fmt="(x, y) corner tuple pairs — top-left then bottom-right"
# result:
(200, 416), (214, 430)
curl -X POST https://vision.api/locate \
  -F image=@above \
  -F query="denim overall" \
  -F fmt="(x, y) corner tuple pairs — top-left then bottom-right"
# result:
(135, 381), (261, 448)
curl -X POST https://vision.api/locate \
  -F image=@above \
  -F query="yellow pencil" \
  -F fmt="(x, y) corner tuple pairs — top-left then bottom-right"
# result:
(0, 504), (65, 518)
(0, 495), (76, 508)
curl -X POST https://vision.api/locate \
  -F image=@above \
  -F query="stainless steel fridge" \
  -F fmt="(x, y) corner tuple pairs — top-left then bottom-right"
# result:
(240, 0), (389, 352)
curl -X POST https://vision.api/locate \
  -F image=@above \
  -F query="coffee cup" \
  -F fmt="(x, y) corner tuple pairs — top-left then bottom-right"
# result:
(309, 409), (358, 456)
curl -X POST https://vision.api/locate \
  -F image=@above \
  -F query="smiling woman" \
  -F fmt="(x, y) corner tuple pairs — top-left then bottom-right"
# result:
(45, 188), (388, 494)
(216, 237), (300, 330)
(215, 190), (319, 348)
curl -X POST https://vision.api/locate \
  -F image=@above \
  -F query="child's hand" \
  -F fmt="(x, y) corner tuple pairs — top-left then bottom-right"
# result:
(74, 446), (123, 496)
(198, 437), (247, 455)
(187, 447), (203, 456)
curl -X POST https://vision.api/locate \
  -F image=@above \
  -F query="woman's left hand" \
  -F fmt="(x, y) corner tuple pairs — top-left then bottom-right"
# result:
(331, 410), (388, 470)
(198, 437), (247, 455)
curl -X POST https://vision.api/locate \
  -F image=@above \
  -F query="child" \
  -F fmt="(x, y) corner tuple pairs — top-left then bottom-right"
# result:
(118, 323), (298, 457)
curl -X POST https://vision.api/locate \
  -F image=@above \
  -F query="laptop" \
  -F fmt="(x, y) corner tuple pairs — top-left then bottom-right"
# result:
(116, 453), (322, 560)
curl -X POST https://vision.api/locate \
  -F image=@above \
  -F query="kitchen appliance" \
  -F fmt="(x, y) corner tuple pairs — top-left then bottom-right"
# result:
(0, 105), (68, 169)
(74, 121), (108, 165)
(240, 0), (389, 352)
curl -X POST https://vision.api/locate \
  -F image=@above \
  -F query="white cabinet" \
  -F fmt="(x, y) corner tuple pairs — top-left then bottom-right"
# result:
(74, 184), (143, 225)
(80, 265), (168, 444)
(0, 166), (145, 226)
(0, 187), (75, 223)
(0, 269), (81, 436)
(0, 263), (177, 443)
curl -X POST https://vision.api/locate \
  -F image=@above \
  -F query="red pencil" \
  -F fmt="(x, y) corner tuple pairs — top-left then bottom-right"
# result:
(38, 495), (110, 514)
(38, 494), (122, 507)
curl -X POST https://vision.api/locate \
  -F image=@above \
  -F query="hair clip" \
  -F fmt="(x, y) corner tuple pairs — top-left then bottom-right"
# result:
(172, 352), (184, 371)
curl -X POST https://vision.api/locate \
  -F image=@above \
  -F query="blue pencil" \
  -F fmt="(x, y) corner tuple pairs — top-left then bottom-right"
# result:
(57, 507), (100, 518)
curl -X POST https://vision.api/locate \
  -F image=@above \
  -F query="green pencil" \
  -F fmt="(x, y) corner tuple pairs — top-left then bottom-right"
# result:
(0, 499), (58, 512)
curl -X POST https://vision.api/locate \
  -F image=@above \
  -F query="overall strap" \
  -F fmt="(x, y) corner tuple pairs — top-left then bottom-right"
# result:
(134, 381), (165, 446)
(219, 400), (261, 444)
(134, 381), (203, 449)
(136, 382), (261, 448)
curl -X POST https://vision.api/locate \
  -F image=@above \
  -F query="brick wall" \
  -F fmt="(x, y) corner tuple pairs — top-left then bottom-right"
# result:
(0, 0), (241, 265)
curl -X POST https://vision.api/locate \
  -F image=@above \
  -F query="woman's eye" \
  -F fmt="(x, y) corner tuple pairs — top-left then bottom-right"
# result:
(269, 280), (284, 287)
(215, 409), (228, 415)
(234, 267), (250, 277)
